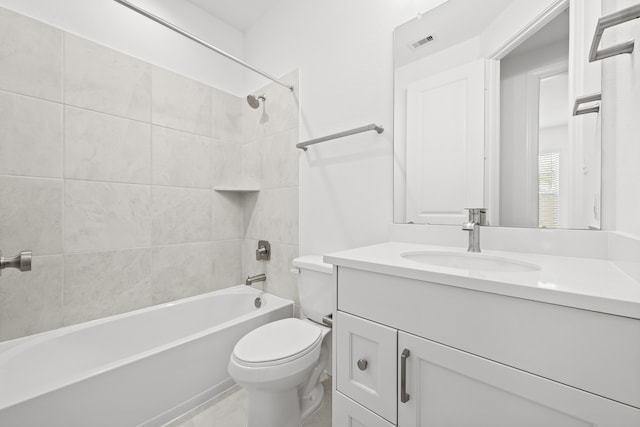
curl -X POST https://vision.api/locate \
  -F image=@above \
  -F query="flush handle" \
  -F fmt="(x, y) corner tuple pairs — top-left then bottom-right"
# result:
(357, 358), (368, 371)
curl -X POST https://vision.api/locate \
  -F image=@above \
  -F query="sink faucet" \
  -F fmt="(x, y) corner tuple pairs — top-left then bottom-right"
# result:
(462, 208), (486, 253)
(245, 273), (266, 286)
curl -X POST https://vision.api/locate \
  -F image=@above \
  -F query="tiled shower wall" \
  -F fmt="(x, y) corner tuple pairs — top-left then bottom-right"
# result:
(241, 71), (300, 313)
(0, 7), (300, 341)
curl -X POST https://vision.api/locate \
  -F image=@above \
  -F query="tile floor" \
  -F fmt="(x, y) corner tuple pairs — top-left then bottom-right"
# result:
(166, 377), (332, 427)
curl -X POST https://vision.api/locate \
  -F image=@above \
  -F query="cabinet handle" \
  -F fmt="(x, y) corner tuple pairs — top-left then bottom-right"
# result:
(357, 358), (368, 371)
(401, 348), (410, 403)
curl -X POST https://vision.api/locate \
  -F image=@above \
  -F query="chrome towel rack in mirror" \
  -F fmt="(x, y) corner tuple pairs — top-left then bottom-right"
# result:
(589, 3), (640, 62)
(296, 124), (384, 151)
(573, 93), (602, 116)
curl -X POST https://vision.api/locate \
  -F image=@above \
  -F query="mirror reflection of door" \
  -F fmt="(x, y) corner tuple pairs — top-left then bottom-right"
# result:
(498, 9), (569, 228)
(405, 60), (485, 225)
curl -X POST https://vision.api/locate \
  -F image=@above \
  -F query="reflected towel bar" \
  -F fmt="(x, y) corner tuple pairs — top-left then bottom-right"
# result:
(112, 0), (294, 91)
(589, 4), (640, 62)
(573, 93), (601, 116)
(296, 124), (384, 151)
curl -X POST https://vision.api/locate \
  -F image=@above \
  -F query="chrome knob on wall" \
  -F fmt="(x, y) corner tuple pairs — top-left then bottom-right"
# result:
(255, 240), (271, 261)
(0, 250), (32, 276)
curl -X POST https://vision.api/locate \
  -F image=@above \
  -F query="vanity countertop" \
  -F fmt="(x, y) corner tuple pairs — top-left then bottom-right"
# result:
(324, 242), (640, 319)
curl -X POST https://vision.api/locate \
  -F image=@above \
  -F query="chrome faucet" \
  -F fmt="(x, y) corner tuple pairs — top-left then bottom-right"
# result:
(462, 208), (486, 252)
(245, 273), (266, 286)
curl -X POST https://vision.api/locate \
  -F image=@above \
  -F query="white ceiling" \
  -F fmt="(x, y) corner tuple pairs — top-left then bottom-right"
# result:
(186, 0), (284, 32)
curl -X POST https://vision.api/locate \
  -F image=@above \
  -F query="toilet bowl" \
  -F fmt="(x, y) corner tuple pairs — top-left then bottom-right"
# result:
(228, 256), (333, 427)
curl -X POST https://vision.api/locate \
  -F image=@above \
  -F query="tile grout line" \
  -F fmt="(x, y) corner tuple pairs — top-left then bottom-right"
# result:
(61, 30), (67, 328)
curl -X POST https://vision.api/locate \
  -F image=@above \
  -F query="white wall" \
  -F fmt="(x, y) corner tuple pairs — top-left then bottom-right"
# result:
(602, 0), (640, 238)
(244, 0), (447, 255)
(0, 0), (245, 95)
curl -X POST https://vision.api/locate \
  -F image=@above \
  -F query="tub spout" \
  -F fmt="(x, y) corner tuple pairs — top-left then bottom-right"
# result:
(245, 273), (266, 286)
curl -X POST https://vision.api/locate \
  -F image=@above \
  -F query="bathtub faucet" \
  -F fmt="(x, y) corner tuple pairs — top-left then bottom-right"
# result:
(245, 273), (266, 286)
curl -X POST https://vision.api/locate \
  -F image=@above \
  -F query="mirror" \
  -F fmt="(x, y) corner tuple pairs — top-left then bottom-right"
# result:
(393, 0), (602, 229)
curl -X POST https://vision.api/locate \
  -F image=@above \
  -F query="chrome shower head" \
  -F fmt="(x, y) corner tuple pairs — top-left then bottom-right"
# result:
(247, 94), (265, 109)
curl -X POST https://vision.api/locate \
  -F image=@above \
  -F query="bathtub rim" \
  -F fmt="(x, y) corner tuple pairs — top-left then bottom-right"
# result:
(0, 285), (293, 411)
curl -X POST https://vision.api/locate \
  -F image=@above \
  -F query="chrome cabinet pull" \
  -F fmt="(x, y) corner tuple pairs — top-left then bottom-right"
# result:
(401, 348), (410, 403)
(357, 358), (368, 371)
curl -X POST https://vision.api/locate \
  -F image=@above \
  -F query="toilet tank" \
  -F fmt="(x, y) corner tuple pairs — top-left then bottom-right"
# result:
(292, 256), (333, 324)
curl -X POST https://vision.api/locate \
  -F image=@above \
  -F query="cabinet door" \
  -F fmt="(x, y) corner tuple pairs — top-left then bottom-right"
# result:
(336, 312), (397, 423)
(333, 391), (395, 427)
(398, 331), (640, 427)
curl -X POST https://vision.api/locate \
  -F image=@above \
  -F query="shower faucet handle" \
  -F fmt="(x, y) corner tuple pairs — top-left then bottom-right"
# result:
(0, 250), (32, 276)
(256, 240), (271, 261)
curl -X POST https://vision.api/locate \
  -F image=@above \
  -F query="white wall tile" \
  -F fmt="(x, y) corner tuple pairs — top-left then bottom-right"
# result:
(244, 188), (299, 245)
(0, 176), (62, 255)
(64, 107), (151, 184)
(264, 242), (299, 303)
(212, 191), (243, 241)
(152, 67), (212, 137)
(151, 186), (212, 245)
(151, 242), (214, 304)
(152, 126), (212, 188)
(64, 180), (151, 253)
(212, 240), (242, 289)
(212, 141), (243, 186)
(0, 255), (63, 341)
(212, 87), (243, 143)
(63, 249), (152, 325)
(243, 191), (265, 241)
(262, 129), (299, 189)
(0, 7), (62, 102)
(64, 33), (151, 122)
(242, 141), (263, 185)
(0, 91), (62, 178)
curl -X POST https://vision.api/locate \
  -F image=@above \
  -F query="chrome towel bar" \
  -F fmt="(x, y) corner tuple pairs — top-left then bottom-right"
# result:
(573, 93), (602, 116)
(296, 124), (384, 151)
(589, 4), (640, 62)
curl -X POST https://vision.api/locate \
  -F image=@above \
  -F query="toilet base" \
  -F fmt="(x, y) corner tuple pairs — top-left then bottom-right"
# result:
(245, 382), (324, 427)
(247, 387), (301, 427)
(300, 382), (324, 421)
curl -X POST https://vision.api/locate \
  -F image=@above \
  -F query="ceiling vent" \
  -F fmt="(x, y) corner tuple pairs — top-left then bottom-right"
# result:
(410, 34), (436, 49)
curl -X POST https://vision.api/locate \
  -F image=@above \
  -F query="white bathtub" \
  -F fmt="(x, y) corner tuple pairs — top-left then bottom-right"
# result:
(0, 285), (293, 426)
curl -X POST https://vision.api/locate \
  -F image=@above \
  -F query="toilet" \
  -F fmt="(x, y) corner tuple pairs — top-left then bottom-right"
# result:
(228, 255), (333, 427)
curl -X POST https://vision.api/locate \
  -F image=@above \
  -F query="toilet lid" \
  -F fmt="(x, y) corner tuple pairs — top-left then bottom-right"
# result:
(233, 318), (322, 365)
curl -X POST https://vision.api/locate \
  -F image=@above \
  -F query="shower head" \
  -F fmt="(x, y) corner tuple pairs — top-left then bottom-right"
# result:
(247, 94), (266, 109)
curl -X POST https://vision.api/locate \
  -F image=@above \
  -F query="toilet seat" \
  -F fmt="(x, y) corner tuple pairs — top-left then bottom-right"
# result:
(232, 318), (322, 367)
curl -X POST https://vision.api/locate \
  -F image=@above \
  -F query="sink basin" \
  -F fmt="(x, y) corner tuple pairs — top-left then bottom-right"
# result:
(401, 251), (540, 273)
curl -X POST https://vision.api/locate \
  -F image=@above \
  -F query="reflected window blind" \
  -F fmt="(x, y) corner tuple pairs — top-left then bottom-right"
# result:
(539, 152), (560, 228)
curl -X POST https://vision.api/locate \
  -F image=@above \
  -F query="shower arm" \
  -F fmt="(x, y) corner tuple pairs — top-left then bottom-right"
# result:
(112, 0), (294, 92)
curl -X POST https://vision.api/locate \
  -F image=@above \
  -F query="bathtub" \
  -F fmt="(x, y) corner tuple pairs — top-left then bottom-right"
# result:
(0, 285), (293, 426)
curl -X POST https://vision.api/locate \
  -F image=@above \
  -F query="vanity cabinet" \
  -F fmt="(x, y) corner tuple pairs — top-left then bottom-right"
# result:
(333, 267), (640, 427)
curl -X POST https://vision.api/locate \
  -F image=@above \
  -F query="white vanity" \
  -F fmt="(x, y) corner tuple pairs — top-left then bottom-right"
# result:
(326, 242), (640, 426)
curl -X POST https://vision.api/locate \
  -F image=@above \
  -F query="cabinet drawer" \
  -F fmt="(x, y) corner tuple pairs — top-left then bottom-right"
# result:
(338, 267), (640, 408)
(336, 311), (397, 424)
(333, 391), (395, 427)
